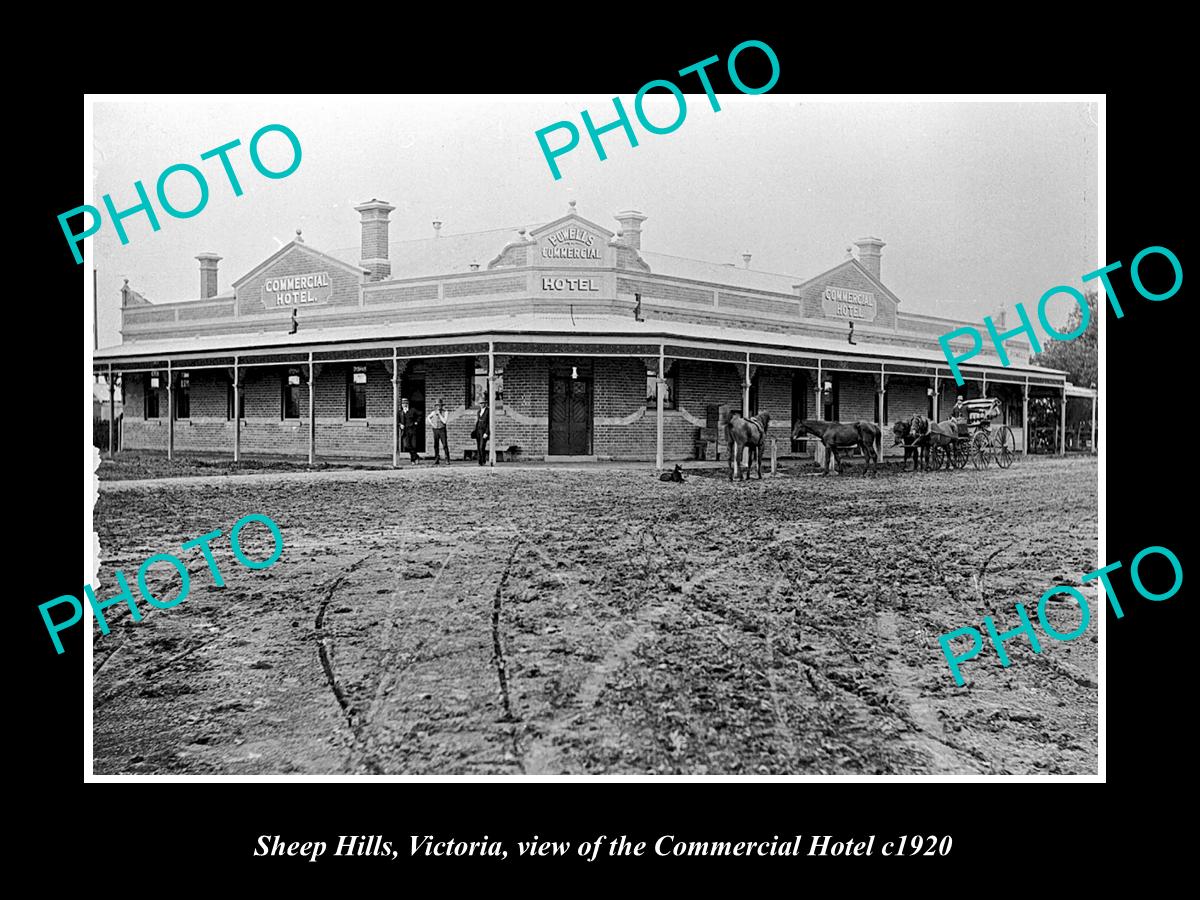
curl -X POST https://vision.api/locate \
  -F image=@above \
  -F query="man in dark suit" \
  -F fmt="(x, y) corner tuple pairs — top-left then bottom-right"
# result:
(471, 398), (490, 465)
(398, 397), (422, 463)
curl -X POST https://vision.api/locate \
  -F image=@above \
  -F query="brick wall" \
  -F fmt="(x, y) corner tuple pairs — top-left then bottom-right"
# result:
(235, 246), (362, 317)
(117, 356), (913, 463)
(837, 372), (879, 423)
(797, 262), (898, 328)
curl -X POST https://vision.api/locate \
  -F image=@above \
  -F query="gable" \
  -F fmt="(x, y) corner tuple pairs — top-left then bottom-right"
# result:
(233, 242), (365, 317)
(795, 260), (899, 328)
(529, 214), (616, 270)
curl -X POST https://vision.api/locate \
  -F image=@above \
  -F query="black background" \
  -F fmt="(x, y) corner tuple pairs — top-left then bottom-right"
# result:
(18, 22), (1188, 884)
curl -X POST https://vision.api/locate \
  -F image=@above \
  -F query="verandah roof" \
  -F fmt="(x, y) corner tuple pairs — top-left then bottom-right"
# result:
(92, 313), (1066, 382)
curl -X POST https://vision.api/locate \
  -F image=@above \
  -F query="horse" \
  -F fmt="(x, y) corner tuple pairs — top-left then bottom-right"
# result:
(921, 419), (965, 471)
(792, 419), (881, 476)
(892, 414), (930, 472)
(727, 411), (772, 481)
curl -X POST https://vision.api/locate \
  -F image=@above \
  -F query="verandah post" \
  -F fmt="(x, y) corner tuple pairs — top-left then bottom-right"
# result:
(107, 364), (115, 457)
(233, 356), (240, 463)
(308, 351), (315, 466)
(656, 345), (665, 472)
(488, 341), (496, 467)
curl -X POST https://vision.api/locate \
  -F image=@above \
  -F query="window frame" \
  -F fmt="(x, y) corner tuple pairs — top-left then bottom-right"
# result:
(145, 372), (161, 420)
(174, 371), (191, 421)
(646, 362), (678, 410)
(347, 365), (368, 420)
(227, 378), (245, 421)
(282, 369), (302, 420)
(469, 362), (504, 408)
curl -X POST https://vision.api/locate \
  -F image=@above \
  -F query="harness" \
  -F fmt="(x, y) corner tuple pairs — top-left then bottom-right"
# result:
(745, 416), (766, 442)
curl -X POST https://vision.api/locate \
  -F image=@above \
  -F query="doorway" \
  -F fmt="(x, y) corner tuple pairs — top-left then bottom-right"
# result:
(402, 373), (426, 453)
(791, 371), (808, 453)
(548, 373), (592, 455)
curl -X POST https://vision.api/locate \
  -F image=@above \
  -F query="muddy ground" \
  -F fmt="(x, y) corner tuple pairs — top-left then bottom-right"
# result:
(91, 456), (1098, 775)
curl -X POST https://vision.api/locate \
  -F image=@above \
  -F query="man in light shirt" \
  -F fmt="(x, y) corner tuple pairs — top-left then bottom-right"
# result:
(427, 399), (450, 465)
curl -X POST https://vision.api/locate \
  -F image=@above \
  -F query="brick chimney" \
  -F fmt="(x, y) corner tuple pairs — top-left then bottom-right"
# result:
(195, 252), (221, 299)
(615, 210), (647, 250)
(854, 237), (885, 280)
(354, 199), (395, 281)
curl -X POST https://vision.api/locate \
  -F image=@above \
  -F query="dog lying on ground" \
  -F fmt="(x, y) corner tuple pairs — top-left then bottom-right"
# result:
(658, 464), (686, 482)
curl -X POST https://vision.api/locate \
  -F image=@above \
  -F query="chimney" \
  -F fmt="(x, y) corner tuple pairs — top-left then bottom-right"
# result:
(615, 210), (647, 250)
(195, 252), (221, 299)
(742, 251), (752, 269)
(854, 236), (886, 280)
(354, 199), (395, 282)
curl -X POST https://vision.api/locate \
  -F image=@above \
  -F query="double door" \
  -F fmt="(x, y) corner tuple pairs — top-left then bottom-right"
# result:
(548, 374), (592, 455)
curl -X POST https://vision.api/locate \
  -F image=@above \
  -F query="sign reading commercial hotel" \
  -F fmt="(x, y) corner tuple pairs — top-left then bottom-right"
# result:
(822, 286), (877, 321)
(262, 272), (333, 309)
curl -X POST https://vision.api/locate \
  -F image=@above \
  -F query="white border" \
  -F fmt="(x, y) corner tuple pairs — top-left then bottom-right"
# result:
(84, 93), (1105, 784)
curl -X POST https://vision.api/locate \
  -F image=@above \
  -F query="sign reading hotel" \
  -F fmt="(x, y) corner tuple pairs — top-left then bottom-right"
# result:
(822, 286), (877, 322)
(542, 276), (600, 292)
(261, 272), (333, 309)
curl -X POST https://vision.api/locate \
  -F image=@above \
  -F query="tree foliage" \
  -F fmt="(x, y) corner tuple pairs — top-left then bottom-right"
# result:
(1033, 288), (1098, 388)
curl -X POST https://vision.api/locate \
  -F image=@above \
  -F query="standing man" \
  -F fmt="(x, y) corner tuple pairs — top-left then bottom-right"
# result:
(427, 399), (450, 465)
(471, 397), (490, 466)
(399, 397), (421, 464)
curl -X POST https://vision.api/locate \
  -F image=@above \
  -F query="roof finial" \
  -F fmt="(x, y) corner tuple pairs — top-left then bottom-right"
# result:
(433, 220), (442, 237)
(295, 229), (304, 244)
(568, 199), (577, 214)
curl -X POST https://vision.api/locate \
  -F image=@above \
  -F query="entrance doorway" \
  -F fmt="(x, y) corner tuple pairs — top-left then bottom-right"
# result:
(791, 371), (808, 453)
(402, 372), (426, 453)
(548, 373), (592, 455)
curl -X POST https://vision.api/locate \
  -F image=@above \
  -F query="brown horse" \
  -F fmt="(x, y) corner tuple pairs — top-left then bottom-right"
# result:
(728, 411), (772, 481)
(892, 414), (930, 472)
(792, 419), (881, 476)
(921, 419), (964, 471)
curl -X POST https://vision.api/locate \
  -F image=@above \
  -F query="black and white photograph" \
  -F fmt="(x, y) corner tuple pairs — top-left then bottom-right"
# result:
(85, 96), (1100, 777)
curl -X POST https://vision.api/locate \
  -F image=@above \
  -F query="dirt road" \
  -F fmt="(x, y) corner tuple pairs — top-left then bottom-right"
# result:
(91, 457), (1098, 775)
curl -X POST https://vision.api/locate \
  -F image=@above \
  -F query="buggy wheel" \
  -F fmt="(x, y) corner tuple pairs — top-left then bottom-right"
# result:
(952, 440), (970, 469)
(971, 432), (991, 469)
(931, 445), (948, 470)
(994, 425), (1016, 469)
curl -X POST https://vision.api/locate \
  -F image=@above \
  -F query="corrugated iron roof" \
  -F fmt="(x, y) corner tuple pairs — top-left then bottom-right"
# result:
(639, 252), (798, 294)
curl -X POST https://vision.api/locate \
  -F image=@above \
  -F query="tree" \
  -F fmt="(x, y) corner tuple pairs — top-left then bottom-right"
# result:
(1033, 288), (1097, 388)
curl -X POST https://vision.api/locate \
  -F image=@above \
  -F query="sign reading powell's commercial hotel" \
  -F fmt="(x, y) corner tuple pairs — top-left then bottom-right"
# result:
(822, 286), (877, 321)
(261, 272), (333, 309)
(542, 226), (601, 259)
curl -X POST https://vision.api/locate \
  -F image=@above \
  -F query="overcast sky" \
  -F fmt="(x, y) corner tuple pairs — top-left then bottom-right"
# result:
(92, 98), (1098, 348)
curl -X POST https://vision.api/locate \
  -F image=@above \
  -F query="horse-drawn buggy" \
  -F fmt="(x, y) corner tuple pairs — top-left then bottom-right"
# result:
(930, 397), (1016, 470)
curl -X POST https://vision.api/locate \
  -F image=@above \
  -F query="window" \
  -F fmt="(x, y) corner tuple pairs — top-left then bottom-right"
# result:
(348, 365), (368, 420)
(283, 369), (302, 419)
(145, 372), (161, 419)
(647, 363), (678, 409)
(468, 361), (503, 407)
(227, 379), (245, 420)
(175, 371), (190, 420)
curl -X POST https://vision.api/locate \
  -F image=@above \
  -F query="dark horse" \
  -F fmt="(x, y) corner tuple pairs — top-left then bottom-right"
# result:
(728, 411), (772, 481)
(792, 419), (881, 476)
(892, 414), (930, 472)
(922, 419), (965, 471)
